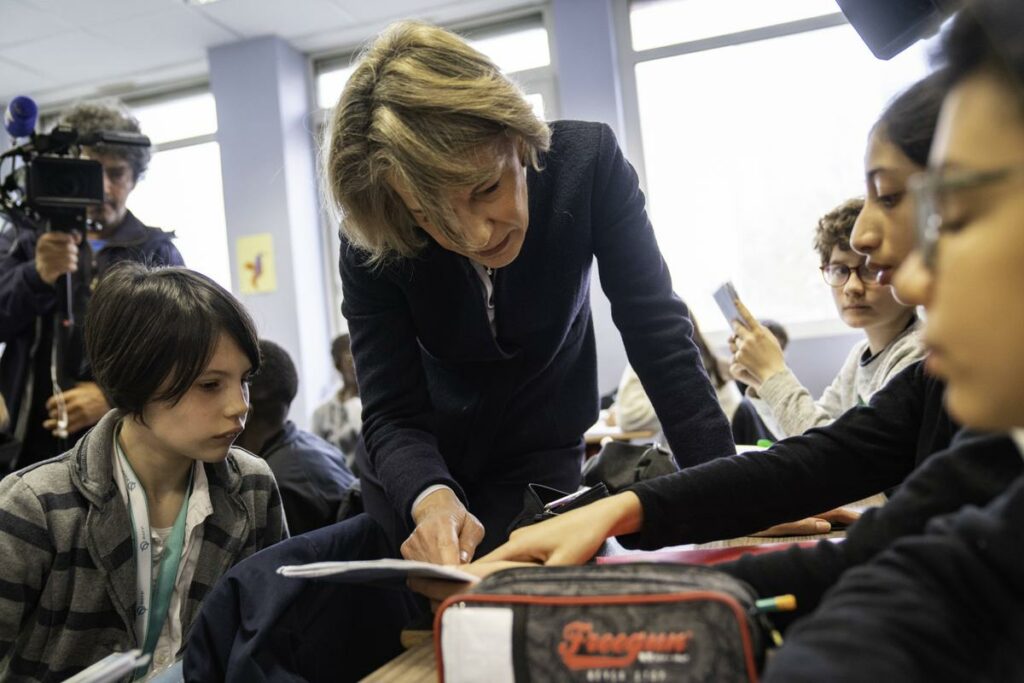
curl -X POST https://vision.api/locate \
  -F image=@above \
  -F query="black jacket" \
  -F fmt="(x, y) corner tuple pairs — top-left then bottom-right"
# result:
(765, 464), (1024, 683)
(340, 121), (734, 529)
(624, 360), (958, 547)
(260, 421), (358, 535)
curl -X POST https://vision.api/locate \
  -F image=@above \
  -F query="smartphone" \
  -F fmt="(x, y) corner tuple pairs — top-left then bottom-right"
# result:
(713, 281), (746, 329)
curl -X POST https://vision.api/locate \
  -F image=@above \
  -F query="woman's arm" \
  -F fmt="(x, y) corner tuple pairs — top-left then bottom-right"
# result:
(588, 124), (733, 467)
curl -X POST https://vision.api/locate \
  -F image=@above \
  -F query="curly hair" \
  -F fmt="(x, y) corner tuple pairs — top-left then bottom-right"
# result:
(55, 100), (151, 181)
(813, 197), (865, 265)
(324, 20), (551, 266)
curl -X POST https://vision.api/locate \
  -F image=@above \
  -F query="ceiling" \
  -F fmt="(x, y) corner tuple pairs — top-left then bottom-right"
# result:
(1, 0), (537, 109)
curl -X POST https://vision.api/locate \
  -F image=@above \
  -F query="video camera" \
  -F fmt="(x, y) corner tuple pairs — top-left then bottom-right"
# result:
(1, 95), (150, 235)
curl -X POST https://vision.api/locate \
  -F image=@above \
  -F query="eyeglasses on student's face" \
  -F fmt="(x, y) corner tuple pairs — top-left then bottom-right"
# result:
(909, 163), (1024, 269)
(820, 262), (883, 288)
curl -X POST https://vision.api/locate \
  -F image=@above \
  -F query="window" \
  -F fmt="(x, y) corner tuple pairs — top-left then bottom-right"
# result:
(624, 1), (932, 334)
(127, 91), (232, 291)
(630, 0), (839, 50)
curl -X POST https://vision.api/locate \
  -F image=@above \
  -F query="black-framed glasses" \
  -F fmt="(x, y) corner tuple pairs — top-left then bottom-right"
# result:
(909, 164), (1024, 268)
(820, 262), (883, 288)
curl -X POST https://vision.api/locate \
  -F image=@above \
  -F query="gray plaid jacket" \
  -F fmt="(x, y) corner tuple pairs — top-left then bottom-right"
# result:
(0, 410), (287, 682)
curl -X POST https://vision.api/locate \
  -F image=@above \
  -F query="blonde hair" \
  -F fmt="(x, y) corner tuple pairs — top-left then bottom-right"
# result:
(324, 21), (551, 265)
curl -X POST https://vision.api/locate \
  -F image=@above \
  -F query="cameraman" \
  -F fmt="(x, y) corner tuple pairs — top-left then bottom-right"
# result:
(0, 100), (184, 470)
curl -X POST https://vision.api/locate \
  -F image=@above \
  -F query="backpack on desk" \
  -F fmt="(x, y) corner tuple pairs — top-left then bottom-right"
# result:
(434, 563), (772, 683)
(582, 441), (678, 493)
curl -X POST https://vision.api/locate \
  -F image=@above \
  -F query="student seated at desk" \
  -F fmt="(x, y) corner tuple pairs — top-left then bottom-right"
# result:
(0, 263), (286, 682)
(614, 317), (785, 445)
(728, 197), (925, 439)
(766, 5), (1024, 676)
(615, 317), (741, 439)
(236, 339), (358, 535)
(311, 333), (362, 470)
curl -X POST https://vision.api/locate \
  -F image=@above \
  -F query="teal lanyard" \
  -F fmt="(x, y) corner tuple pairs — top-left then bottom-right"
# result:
(115, 434), (192, 675)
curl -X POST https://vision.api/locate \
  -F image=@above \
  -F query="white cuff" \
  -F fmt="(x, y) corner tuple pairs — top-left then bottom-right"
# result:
(412, 484), (455, 515)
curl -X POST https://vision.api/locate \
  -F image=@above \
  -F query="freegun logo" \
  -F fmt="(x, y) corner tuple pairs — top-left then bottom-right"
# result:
(557, 621), (693, 671)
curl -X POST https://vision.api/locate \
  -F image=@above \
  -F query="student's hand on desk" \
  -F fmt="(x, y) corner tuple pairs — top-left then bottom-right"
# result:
(752, 507), (861, 536)
(728, 301), (786, 391)
(408, 561), (536, 610)
(404, 487), (485, 565)
(44, 382), (110, 435)
(476, 492), (645, 567)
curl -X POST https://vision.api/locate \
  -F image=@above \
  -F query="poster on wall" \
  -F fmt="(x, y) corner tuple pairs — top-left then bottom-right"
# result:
(237, 233), (277, 294)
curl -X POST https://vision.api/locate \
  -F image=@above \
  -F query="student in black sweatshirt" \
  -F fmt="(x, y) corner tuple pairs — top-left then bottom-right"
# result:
(764, 1), (1024, 679)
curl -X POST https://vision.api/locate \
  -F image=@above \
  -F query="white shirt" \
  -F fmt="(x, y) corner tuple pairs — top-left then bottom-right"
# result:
(1012, 429), (1024, 462)
(113, 451), (213, 672)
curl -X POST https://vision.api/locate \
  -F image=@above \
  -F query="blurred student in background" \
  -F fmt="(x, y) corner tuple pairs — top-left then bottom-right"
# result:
(0, 264), (284, 681)
(614, 317), (786, 446)
(238, 340), (358, 535)
(730, 197), (924, 439)
(615, 317), (741, 437)
(312, 334), (362, 469)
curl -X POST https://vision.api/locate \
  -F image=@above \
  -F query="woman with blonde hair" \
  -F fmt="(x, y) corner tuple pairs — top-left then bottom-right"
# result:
(326, 21), (733, 564)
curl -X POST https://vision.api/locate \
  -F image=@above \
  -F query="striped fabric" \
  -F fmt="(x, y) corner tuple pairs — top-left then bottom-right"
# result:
(0, 410), (287, 682)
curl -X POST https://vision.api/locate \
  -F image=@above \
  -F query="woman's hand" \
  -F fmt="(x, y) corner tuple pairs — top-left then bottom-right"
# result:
(728, 300), (787, 391)
(404, 488), (486, 565)
(477, 492), (644, 566)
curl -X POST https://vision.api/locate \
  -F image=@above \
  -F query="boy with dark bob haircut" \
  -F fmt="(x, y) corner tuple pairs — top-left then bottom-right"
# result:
(0, 262), (287, 682)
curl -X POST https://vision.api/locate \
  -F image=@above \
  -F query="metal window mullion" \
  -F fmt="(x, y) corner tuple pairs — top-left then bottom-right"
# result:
(151, 132), (218, 154)
(627, 12), (849, 64)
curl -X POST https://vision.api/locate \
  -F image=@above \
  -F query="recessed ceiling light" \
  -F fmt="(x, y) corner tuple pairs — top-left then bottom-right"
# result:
(184, 0), (221, 6)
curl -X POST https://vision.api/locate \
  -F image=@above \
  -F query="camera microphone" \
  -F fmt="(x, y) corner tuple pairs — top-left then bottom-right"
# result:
(4, 95), (38, 138)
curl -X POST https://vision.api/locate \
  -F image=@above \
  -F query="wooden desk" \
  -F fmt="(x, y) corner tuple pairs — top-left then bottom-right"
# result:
(359, 639), (436, 682)
(362, 493), (885, 681)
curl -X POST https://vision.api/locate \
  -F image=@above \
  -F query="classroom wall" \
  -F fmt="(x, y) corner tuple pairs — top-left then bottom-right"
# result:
(208, 36), (332, 430)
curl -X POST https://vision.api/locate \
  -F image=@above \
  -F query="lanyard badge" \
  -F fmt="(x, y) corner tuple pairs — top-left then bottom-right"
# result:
(114, 434), (193, 674)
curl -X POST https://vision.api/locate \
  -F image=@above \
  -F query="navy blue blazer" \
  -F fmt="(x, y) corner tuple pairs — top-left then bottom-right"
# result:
(339, 120), (734, 524)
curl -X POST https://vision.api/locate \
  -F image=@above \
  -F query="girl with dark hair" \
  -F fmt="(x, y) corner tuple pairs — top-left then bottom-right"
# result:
(0, 263), (287, 682)
(765, 1), (1024, 678)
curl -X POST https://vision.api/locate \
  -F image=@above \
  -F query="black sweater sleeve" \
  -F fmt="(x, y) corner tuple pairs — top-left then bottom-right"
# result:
(589, 124), (734, 467)
(718, 432), (1022, 622)
(621, 362), (942, 547)
(763, 468), (1024, 683)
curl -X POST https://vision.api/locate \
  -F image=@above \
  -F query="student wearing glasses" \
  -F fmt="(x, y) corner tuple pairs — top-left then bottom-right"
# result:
(729, 198), (924, 439)
(766, 0), (1024, 677)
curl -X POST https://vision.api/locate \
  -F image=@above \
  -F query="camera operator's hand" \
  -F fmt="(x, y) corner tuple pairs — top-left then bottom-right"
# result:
(44, 382), (109, 436)
(35, 232), (81, 286)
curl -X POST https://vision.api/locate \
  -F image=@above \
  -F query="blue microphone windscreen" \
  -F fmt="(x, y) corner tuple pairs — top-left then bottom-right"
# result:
(4, 95), (39, 138)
